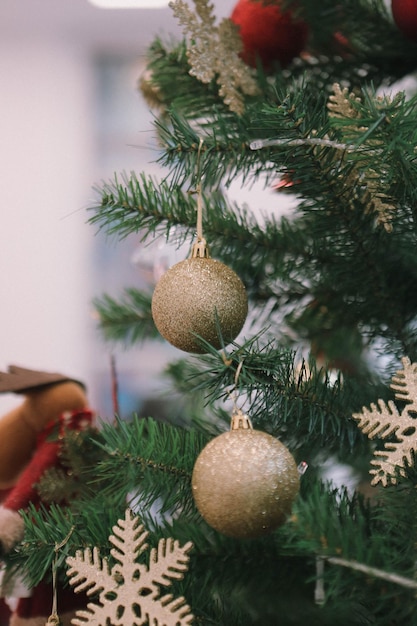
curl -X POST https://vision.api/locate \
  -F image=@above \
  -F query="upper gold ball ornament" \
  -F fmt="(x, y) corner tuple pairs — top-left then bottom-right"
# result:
(151, 240), (248, 353)
(192, 411), (300, 539)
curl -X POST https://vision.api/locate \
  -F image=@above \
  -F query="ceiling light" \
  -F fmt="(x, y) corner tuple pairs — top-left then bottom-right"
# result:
(89, 0), (170, 8)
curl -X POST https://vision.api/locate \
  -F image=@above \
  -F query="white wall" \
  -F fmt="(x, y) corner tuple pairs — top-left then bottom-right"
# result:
(0, 1), (182, 420)
(0, 35), (97, 412)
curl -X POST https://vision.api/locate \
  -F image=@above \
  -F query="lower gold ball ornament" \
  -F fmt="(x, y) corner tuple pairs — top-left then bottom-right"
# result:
(151, 242), (248, 354)
(192, 412), (300, 539)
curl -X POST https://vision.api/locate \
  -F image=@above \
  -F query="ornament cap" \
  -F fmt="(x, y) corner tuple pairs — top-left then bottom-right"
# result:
(191, 238), (210, 259)
(230, 408), (253, 430)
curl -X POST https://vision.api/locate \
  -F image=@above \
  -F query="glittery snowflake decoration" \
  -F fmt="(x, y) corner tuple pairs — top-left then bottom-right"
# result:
(170, 0), (259, 114)
(353, 357), (417, 486)
(327, 83), (362, 120)
(66, 509), (194, 626)
(327, 83), (397, 232)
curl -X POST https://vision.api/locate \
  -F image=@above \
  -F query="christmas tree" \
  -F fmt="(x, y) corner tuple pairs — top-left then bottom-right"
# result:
(5, 0), (417, 624)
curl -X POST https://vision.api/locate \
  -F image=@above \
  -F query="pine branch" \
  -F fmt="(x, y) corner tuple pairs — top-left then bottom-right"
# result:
(289, 0), (417, 85)
(93, 289), (158, 345)
(10, 504), (80, 586)
(288, 478), (417, 607)
(140, 39), (230, 118)
(89, 416), (207, 517)
(92, 155), (417, 364)
(326, 556), (417, 591)
(161, 338), (384, 460)
(89, 170), (314, 300)
(153, 108), (268, 188)
(141, 7), (415, 126)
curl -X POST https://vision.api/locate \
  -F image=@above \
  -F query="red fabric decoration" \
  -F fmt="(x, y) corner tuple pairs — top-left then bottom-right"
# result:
(16, 581), (88, 622)
(392, 0), (417, 40)
(230, 0), (309, 69)
(0, 600), (10, 626)
(0, 489), (12, 626)
(0, 408), (94, 626)
(2, 410), (93, 514)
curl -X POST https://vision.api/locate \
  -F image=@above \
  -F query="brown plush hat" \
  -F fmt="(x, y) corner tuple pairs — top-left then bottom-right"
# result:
(0, 365), (86, 394)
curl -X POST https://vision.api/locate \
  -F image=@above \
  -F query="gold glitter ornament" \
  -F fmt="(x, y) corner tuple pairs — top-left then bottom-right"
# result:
(192, 410), (299, 538)
(151, 239), (248, 353)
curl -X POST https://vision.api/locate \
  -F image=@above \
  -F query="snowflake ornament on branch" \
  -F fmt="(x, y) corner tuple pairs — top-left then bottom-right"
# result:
(170, 0), (260, 114)
(66, 508), (194, 626)
(327, 83), (397, 232)
(353, 357), (417, 486)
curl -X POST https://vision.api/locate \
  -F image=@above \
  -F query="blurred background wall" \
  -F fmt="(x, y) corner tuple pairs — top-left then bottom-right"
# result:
(0, 0), (180, 417)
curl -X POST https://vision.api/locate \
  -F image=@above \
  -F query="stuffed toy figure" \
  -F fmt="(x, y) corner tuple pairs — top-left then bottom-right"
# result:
(0, 365), (95, 626)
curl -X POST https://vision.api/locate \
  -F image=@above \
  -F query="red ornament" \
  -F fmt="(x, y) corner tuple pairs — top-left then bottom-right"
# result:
(392, 0), (417, 40)
(272, 170), (298, 190)
(230, 0), (309, 69)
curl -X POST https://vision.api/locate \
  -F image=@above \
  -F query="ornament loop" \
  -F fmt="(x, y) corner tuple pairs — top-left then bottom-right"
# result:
(190, 138), (210, 257)
(195, 138), (204, 241)
(228, 360), (249, 429)
(230, 407), (253, 431)
(191, 237), (210, 258)
(47, 526), (75, 626)
(234, 360), (244, 388)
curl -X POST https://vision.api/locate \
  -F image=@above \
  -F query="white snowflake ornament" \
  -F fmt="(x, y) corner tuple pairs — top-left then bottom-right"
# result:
(353, 357), (417, 486)
(66, 508), (194, 626)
